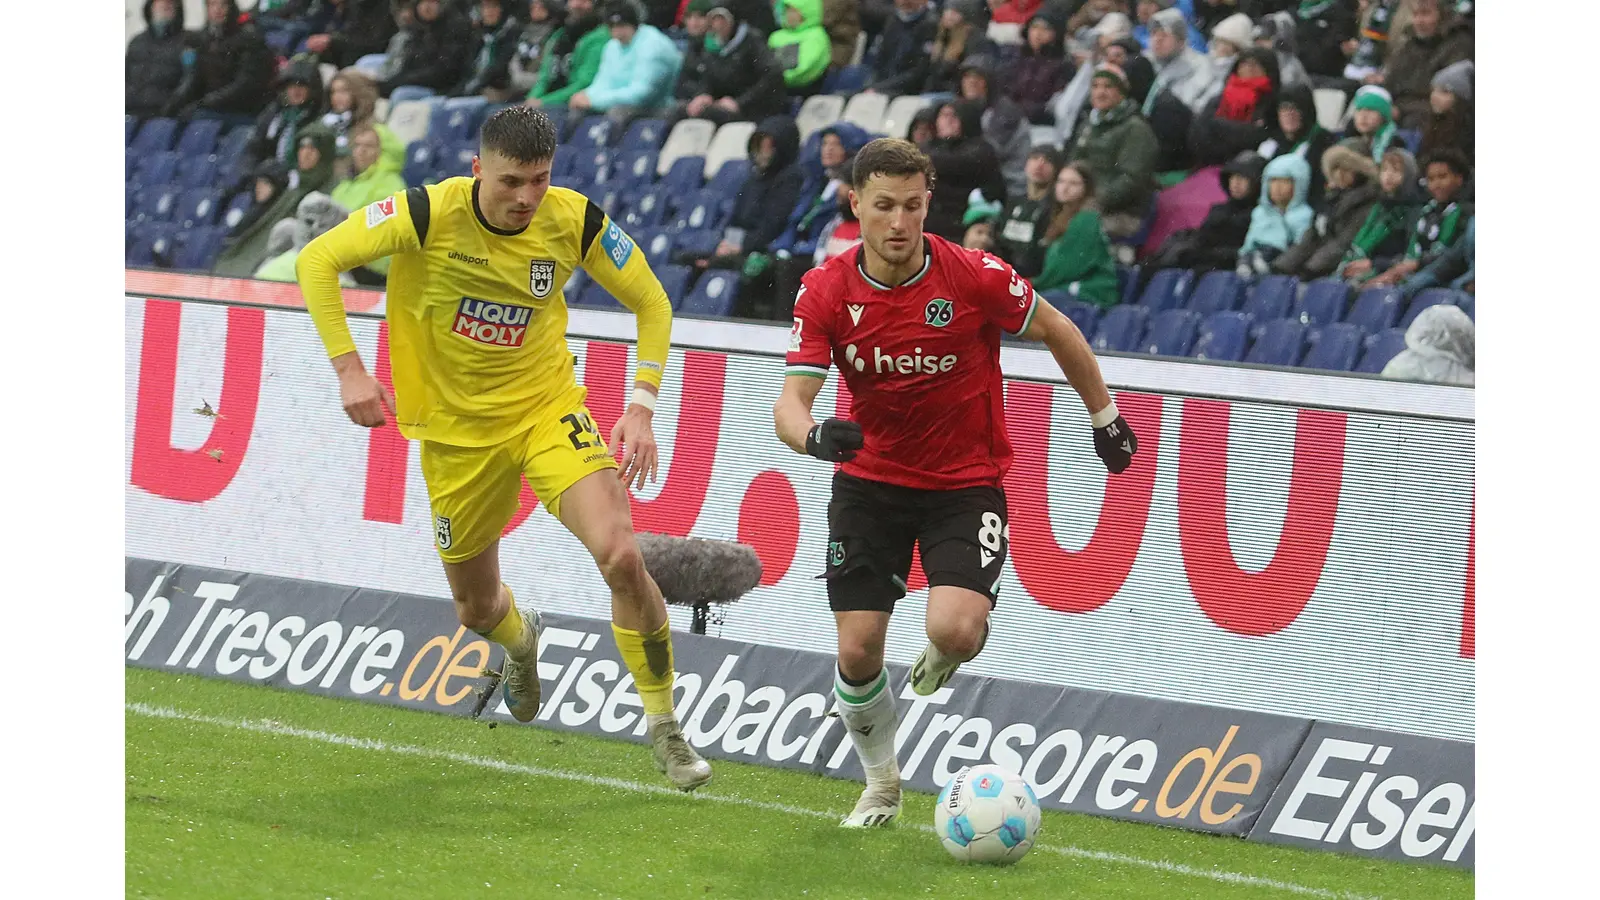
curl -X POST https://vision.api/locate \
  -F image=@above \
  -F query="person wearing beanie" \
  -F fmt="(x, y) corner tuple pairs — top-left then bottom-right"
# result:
(1047, 18), (1141, 145)
(1066, 62), (1160, 240)
(1256, 81), (1336, 207)
(510, 0), (567, 96)
(1209, 11), (1255, 60)
(1294, 0), (1359, 79)
(670, 3), (787, 126)
(991, 0), (1044, 28)
(1341, 84), (1398, 165)
(769, 0), (832, 95)
(1145, 7), (1217, 114)
(1378, 0), (1473, 128)
(1271, 143), (1381, 280)
(962, 193), (1005, 251)
(864, 0), (939, 94)
(920, 0), (993, 94)
(1338, 146), (1422, 284)
(1419, 58), (1472, 164)
(1369, 147), (1471, 286)
(995, 145), (1066, 277)
(1237, 151), (1314, 276)
(525, 0), (609, 106)
(1006, 10), (1073, 125)
(250, 61), (328, 168)
(572, 0), (684, 123)
(1144, 149), (1265, 276)
(1030, 162), (1121, 308)
(1253, 10), (1310, 88)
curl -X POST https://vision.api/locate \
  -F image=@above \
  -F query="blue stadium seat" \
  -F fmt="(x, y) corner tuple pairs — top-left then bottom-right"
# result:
(131, 117), (179, 154)
(540, 105), (570, 138)
(831, 64), (871, 94)
(621, 187), (671, 230)
(570, 115), (614, 151)
(173, 226), (227, 271)
(577, 280), (624, 309)
(438, 142), (476, 179)
(1347, 285), (1402, 333)
(1047, 297), (1100, 336)
(1136, 268), (1193, 313)
(1091, 304), (1149, 353)
(1301, 323), (1366, 372)
(175, 119), (224, 159)
(1356, 328), (1408, 374)
(132, 184), (182, 224)
(1293, 279), (1347, 326)
(575, 148), (615, 186)
(1192, 311), (1251, 362)
(655, 264), (694, 307)
(620, 118), (668, 150)
(1186, 271), (1244, 316)
(126, 148), (139, 180)
(132, 151), (180, 189)
(681, 270), (740, 317)
(1117, 266), (1140, 307)
(127, 222), (180, 267)
(176, 156), (219, 189)
(1457, 292), (1474, 320)
(220, 191), (254, 231)
(403, 141), (443, 186)
(612, 149), (660, 188)
(1396, 128), (1421, 154)
(1400, 287), (1464, 328)
(549, 144), (576, 178)
(1244, 274), (1297, 323)
(1142, 309), (1201, 357)
(591, 185), (627, 218)
(564, 267), (589, 299)
(176, 189), (224, 228)
(125, 183), (138, 217)
(669, 191), (730, 233)
(705, 158), (752, 201)
(661, 155), (705, 193)
(126, 116), (138, 146)
(213, 125), (254, 165)
(1245, 318), (1307, 367)
(673, 228), (722, 258)
(428, 96), (489, 145)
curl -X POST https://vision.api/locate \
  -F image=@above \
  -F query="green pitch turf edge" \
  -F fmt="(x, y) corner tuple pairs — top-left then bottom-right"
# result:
(125, 669), (1473, 900)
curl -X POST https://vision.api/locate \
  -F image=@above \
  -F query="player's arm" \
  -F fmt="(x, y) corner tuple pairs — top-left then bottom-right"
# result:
(576, 198), (670, 488)
(774, 278), (862, 462)
(295, 189), (427, 427)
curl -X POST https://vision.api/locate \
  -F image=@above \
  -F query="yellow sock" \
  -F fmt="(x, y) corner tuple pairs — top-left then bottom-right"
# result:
(612, 621), (675, 717)
(482, 588), (526, 649)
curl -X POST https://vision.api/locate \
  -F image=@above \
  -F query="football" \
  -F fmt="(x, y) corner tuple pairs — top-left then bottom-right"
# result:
(934, 764), (1043, 864)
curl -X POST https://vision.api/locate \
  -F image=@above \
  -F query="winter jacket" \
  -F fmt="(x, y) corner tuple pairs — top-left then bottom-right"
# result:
(215, 124), (339, 277)
(868, 3), (939, 95)
(301, 0), (397, 69)
(769, 0), (832, 91)
(530, 16), (609, 105)
(823, 0), (861, 68)
(455, 8), (525, 95)
(330, 162), (407, 220)
(383, 7), (475, 95)
(1066, 99), (1159, 220)
(921, 22), (993, 95)
(1383, 17), (1474, 128)
(1341, 160), (1421, 277)
(1005, 37), (1072, 125)
(1272, 179), (1380, 279)
(1187, 50), (1280, 169)
(1419, 103), (1474, 167)
(1031, 209), (1119, 307)
(1146, 43), (1217, 115)
(1256, 82), (1336, 206)
(779, 121), (873, 250)
(990, 0), (1043, 26)
(960, 56), (1031, 201)
(1381, 304), (1473, 386)
(1404, 196), (1471, 268)
(320, 69), (405, 170)
(510, 17), (561, 95)
(923, 101), (1007, 242)
(251, 63), (328, 167)
(995, 185), (1055, 278)
(171, 0), (275, 117)
(126, 0), (188, 118)
(1294, 0), (1359, 79)
(254, 192), (354, 284)
(1241, 153), (1314, 255)
(1147, 151), (1264, 274)
(1401, 215), (1473, 296)
(588, 25), (683, 112)
(728, 116), (806, 254)
(678, 22), (787, 119)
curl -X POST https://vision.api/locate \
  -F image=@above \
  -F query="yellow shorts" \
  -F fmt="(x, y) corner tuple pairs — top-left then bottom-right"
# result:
(420, 402), (618, 563)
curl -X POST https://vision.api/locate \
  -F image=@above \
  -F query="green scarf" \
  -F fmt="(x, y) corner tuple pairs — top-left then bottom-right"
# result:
(1406, 200), (1465, 261)
(1298, 0), (1336, 19)
(1343, 196), (1414, 267)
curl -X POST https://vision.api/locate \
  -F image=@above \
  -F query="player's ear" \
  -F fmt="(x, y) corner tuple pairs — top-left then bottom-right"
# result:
(848, 189), (859, 218)
(471, 155), (482, 180)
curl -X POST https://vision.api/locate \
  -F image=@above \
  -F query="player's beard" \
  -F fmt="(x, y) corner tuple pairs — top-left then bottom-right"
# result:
(870, 232), (917, 267)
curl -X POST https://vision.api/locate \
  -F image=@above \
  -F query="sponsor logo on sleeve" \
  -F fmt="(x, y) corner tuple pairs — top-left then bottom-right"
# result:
(600, 222), (635, 270)
(366, 196), (397, 228)
(789, 318), (804, 353)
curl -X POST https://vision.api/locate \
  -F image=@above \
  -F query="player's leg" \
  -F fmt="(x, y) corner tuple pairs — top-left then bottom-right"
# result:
(911, 487), (1008, 696)
(419, 440), (545, 722)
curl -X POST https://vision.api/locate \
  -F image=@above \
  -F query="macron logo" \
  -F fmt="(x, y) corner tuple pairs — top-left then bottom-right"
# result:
(847, 304), (865, 326)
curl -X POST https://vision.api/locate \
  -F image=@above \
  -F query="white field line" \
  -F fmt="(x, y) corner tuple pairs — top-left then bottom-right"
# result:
(127, 702), (1379, 900)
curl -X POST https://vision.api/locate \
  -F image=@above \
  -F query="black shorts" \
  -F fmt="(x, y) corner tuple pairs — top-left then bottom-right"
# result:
(823, 471), (1010, 613)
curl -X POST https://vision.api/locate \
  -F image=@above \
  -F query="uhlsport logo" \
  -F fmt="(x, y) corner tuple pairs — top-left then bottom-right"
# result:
(454, 298), (533, 346)
(843, 344), (958, 375)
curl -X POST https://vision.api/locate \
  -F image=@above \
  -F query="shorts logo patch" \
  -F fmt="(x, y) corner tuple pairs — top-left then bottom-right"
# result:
(600, 221), (635, 270)
(828, 540), (846, 568)
(454, 297), (533, 347)
(924, 298), (954, 328)
(435, 515), (453, 550)
(529, 259), (557, 298)
(366, 196), (397, 228)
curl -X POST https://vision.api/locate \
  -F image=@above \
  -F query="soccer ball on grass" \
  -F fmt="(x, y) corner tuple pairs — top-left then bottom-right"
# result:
(934, 764), (1042, 864)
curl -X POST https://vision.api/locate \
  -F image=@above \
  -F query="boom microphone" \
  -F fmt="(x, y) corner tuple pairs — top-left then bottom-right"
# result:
(636, 532), (763, 609)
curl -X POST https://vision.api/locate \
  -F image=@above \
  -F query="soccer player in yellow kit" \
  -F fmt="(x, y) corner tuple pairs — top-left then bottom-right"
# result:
(295, 106), (712, 791)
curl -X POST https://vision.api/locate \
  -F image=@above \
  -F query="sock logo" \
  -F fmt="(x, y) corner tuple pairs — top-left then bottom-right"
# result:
(856, 723), (875, 737)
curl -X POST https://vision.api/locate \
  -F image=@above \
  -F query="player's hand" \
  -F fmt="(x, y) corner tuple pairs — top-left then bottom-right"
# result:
(1092, 413), (1138, 474)
(339, 369), (396, 428)
(611, 405), (658, 492)
(805, 419), (863, 463)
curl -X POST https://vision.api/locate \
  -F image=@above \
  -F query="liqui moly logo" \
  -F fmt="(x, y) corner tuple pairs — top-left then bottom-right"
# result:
(454, 298), (532, 347)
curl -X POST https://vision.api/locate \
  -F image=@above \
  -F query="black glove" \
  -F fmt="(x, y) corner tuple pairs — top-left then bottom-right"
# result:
(805, 418), (863, 462)
(1093, 413), (1138, 474)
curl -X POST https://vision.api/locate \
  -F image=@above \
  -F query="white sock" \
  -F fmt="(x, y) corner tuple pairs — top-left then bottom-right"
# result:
(835, 667), (899, 782)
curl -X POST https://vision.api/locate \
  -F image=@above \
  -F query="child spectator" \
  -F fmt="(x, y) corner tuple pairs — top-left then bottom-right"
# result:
(1143, 150), (1264, 276)
(1256, 82), (1335, 206)
(996, 146), (1066, 278)
(962, 196), (1004, 251)
(321, 69), (405, 174)
(1006, 10), (1073, 125)
(1380, 304), (1474, 386)
(1030, 162), (1120, 308)
(1066, 63), (1159, 240)
(1379, 0), (1473, 128)
(1272, 144), (1380, 280)
(863, 0), (938, 95)
(1340, 85), (1399, 165)
(1237, 152), (1313, 276)
(921, 100), (1008, 242)
(455, 0), (525, 99)
(1369, 148), (1471, 286)
(1337, 146), (1420, 284)
(382, 0), (474, 102)
(524, 0), (607, 107)
(670, 4), (788, 127)
(1419, 59), (1472, 164)
(126, 0), (188, 119)
(251, 62), (328, 169)
(769, 0), (833, 96)
(921, 0), (993, 95)
(1399, 215), (1473, 298)
(509, 0), (565, 96)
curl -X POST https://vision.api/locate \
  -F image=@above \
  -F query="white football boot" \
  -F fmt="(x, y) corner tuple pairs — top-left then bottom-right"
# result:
(840, 766), (903, 828)
(650, 720), (714, 792)
(498, 608), (544, 722)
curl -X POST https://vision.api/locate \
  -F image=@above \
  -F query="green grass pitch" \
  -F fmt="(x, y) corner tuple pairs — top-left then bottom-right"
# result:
(125, 669), (1473, 899)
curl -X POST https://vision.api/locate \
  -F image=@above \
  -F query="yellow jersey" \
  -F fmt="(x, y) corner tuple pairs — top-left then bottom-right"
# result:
(296, 177), (672, 447)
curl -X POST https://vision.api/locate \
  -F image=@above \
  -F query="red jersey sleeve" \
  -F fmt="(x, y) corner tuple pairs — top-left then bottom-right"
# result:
(966, 248), (1042, 335)
(784, 269), (836, 378)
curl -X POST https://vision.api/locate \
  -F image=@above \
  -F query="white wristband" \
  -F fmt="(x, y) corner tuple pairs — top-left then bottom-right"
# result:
(631, 387), (657, 412)
(1090, 402), (1120, 429)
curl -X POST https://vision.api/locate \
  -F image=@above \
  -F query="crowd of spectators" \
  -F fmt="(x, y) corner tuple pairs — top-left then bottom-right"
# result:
(127, 0), (1475, 384)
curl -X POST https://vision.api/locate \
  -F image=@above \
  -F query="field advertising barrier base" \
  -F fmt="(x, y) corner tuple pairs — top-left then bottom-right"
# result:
(124, 558), (1474, 870)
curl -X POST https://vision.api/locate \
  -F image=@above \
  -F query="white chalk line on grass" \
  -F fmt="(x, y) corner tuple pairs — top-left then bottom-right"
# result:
(127, 702), (1378, 900)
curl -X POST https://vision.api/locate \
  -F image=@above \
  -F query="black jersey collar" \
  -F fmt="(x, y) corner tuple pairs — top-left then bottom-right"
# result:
(854, 237), (933, 291)
(472, 179), (529, 237)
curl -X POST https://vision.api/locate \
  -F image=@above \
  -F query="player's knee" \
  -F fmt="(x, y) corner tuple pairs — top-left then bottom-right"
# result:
(837, 634), (885, 681)
(451, 588), (504, 631)
(928, 617), (985, 662)
(594, 537), (649, 593)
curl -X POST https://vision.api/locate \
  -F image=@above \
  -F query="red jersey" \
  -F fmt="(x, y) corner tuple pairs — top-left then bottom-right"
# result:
(785, 235), (1042, 491)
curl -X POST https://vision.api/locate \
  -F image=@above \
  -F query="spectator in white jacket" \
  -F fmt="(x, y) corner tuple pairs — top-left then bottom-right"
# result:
(1144, 7), (1215, 114)
(1381, 304), (1474, 386)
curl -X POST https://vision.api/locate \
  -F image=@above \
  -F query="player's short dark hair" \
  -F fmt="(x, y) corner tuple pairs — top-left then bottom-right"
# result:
(479, 105), (559, 164)
(1422, 147), (1470, 179)
(851, 138), (937, 193)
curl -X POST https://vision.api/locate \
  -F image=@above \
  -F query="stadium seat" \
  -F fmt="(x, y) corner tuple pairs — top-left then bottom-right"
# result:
(537, 104), (568, 137)
(1136, 268), (1193, 313)
(612, 149), (659, 187)
(439, 143), (476, 179)
(126, 115), (138, 146)
(173, 226), (227, 271)
(1400, 287), (1465, 328)
(1186, 271), (1244, 316)
(1396, 128), (1421, 154)
(1029, 125), (1058, 148)
(125, 148), (139, 180)
(620, 118), (668, 151)
(131, 117), (179, 154)
(385, 100), (434, 146)
(1142, 309), (1201, 357)
(841, 92), (889, 132)
(633, 228), (675, 267)
(832, 64), (871, 94)
(132, 184), (183, 224)
(220, 191), (254, 230)
(1090, 304), (1149, 353)
(176, 189), (223, 228)
(403, 141), (443, 186)
(176, 156), (218, 189)
(577, 148), (615, 186)
(132, 151), (180, 189)
(657, 119), (716, 176)
(549, 144), (577, 178)
(1457, 292), (1475, 320)
(672, 227), (722, 258)
(880, 96), (930, 141)
(655, 264), (693, 306)
(1293, 279), (1347, 326)
(1243, 274), (1297, 323)
(428, 96), (489, 145)
(1048, 297), (1101, 337)
(705, 158), (751, 201)
(126, 183), (139, 217)
(564, 267), (589, 298)
(1301, 322), (1365, 372)
(577, 280), (624, 309)
(128, 222), (180, 268)
(591, 185), (627, 218)
(1244, 318), (1307, 367)
(621, 187), (671, 230)
(570, 115), (614, 151)
(175, 119), (224, 159)
(1116, 266), (1139, 307)
(1347, 285), (1402, 333)
(660, 154), (706, 193)
(681, 270), (740, 317)
(794, 94), (845, 141)
(1192, 311), (1251, 362)
(1356, 328), (1408, 374)
(704, 121), (757, 179)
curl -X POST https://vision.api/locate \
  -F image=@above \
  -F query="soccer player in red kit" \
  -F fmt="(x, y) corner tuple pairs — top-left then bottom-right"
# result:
(772, 139), (1139, 827)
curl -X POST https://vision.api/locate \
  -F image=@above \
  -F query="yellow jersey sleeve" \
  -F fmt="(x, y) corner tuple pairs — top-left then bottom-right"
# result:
(296, 187), (430, 360)
(575, 197), (672, 391)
